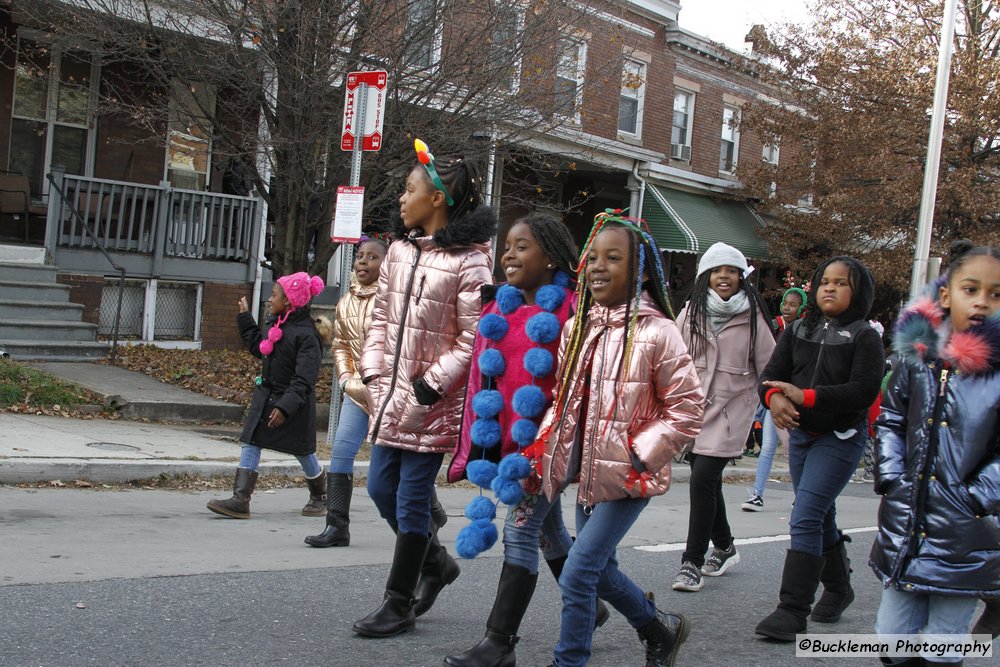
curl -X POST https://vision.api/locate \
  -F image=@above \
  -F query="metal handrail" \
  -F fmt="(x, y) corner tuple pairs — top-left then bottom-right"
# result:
(45, 172), (126, 362)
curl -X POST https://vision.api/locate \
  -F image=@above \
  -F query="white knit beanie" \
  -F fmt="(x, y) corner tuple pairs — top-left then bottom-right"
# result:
(697, 242), (748, 278)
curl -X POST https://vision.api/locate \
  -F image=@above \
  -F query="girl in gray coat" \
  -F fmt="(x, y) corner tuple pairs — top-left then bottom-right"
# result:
(673, 242), (775, 593)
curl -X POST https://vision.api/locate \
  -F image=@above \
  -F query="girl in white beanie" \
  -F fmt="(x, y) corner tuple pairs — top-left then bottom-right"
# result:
(672, 242), (775, 593)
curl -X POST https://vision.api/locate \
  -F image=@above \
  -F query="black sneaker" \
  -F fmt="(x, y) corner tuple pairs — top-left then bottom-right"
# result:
(671, 561), (703, 591)
(741, 494), (764, 511)
(701, 543), (740, 576)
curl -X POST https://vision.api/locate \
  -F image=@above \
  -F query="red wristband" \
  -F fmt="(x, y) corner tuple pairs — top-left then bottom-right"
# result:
(764, 388), (783, 408)
(801, 389), (816, 408)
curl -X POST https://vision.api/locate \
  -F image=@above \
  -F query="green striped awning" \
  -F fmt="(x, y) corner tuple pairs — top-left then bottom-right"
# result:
(642, 184), (769, 259)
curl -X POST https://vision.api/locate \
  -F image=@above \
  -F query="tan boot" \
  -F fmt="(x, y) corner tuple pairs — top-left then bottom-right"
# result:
(207, 468), (258, 519)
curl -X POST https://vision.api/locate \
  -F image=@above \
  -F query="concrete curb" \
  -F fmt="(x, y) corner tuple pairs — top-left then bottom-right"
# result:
(0, 456), (785, 486)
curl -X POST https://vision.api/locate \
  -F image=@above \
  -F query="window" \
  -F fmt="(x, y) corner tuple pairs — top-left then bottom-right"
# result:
(618, 59), (645, 136)
(555, 37), (585, 121)
(491, 5), (524, 93)
(166, 79), (215, 191)
(798, 158), (816, 207)
(719, 106), (740, 173)
(405, 0), (441, 69)
(762, 143), (779, 165)
(670, 90), (694, 161)
(10, 36), (97, 198)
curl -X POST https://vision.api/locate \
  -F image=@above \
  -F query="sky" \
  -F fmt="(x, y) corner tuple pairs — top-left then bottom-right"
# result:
(678, 0), (814, 51)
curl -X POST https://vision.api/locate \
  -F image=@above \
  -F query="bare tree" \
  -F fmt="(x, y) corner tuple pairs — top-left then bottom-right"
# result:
(737, 0), (1000, 297)
(15, 0), (635, 276)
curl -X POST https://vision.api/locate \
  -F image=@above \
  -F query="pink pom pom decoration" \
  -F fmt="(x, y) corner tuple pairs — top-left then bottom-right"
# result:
(259, 340), (274, 355)
(309, 276), (325, 296)
(268, 327), (283, 343)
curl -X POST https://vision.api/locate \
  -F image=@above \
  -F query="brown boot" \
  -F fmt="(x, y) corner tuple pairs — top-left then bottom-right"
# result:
(302, 472), (326, 517)
(207, 468), (258, 519)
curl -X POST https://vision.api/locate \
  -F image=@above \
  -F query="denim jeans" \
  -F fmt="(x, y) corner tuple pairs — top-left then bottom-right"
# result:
(238, 443), (321, 477)
(366, 443), (443, 536)
(752, 410), (780, 498)
(876, 586), (978, 663)
(502, 492), (573, 573)
(553, 497), (655, 667)
(787, 422), (866, 555)
(329, 397), (369, 474)
(682, 453), (733, 568)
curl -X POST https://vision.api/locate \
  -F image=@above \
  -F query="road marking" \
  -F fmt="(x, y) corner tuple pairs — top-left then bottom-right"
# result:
(634, 526), (879, 552)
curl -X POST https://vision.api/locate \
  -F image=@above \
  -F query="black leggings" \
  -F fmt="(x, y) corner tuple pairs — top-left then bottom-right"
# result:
(681, 453), (733, 568)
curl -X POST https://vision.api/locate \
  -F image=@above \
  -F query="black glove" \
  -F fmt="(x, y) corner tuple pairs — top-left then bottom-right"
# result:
(412, 378), (442, 406)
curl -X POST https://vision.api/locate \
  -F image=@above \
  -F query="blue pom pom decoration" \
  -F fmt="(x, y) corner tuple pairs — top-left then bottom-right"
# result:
(498, 452), (532, 480)
(492, 476), (526, 505)
(464, 495), (497, 521)
(512, 385), (547, 418)
(456, 519), (499, 559)
(553, 270), (572, 288)
(511, 418), (539, 446)
(535, 284), (566, 312)
(471, 418), (501, 449)
(471, 390), (504, 419)
(525, 312), (561, 344)
(496, 284), (524, 314)
(478, 348), (506, 377)
(479, 313), (509, 341)
(523, 348), (554, 378)
(466, 459), (499, 487)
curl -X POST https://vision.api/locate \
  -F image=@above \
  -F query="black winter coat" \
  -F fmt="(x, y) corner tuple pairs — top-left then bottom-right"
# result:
(869, 285), (1000, 598)
(238, 307), (322, 455)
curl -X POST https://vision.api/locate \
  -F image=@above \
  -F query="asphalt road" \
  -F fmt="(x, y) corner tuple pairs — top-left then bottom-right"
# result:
(0, 481), (971, 667)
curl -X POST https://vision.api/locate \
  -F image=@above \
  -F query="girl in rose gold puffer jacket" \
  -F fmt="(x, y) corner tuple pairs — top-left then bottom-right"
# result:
(352, 144), (498, 640)
(533, 214), (705, 667)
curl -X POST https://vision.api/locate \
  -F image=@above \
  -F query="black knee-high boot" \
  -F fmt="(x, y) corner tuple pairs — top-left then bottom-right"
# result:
(755, 550), (824, 641)
(546, 554), (611, 628)
(444, 562), (538, 667)
(352, 531), (428, 638)
(811, 533), (854, 623)
(413, 529), (461, 617)
(304, 473), (352, 547)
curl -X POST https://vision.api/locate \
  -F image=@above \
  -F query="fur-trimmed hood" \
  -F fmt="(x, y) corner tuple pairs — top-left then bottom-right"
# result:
(389, 205), (498, 248)
(893, 278), (1000, 376)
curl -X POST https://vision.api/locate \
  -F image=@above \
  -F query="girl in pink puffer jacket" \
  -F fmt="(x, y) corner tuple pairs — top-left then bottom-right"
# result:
(351, 140), (497, 640)
(537, 212), (705, 667)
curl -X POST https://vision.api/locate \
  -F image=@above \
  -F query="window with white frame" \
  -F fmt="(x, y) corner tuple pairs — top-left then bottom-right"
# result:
(554, 37), (585, 121)
(166, 79), (216, 191)
(671, 90), (694, 161)
(762, 143), (779, 165)
(719, 106), (740, 173)
(405, 0), (441, 69)
(798, 157), (816, 207)
(10, 35), (98, 198)
(618, 58), (645, 136)
(492, 5), (524, 94)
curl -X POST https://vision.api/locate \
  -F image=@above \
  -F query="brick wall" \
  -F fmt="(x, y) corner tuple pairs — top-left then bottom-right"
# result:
(201, 282), (250, 350)
(56, 274), (104, 326)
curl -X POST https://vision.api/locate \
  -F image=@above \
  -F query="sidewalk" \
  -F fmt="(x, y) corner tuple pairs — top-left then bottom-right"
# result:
(0, 362), (789, 485)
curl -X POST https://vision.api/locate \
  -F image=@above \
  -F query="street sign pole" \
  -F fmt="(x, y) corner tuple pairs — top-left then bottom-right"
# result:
(327, 83), (368, 449)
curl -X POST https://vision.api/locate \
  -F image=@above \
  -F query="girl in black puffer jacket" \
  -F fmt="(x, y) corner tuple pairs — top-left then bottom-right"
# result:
(871, 241), (1000, 663)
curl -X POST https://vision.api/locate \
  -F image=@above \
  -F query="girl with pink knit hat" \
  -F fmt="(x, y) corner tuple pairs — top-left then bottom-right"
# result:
(207, 271), (328, 519)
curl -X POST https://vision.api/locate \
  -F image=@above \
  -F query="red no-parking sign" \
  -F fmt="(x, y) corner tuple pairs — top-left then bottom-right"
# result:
(341, 70), (387, 151)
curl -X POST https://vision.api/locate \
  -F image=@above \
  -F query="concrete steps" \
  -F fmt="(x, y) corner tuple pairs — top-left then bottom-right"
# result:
(0, 252), (109, 361)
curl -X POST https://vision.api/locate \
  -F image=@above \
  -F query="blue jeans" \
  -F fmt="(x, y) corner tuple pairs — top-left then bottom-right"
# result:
(787, 422), (866, 555)
(553, 497), (655, 667)
(366, 443), (443, 536)
(238, 443), (322, 477)
(329, 397), (369, 474)
(502, 492), (573, 573)
(752, 410), (780, 498)
(876, 587), (978, 663)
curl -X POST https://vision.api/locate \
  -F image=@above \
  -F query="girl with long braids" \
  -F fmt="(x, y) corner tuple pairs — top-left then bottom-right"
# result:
(537, 211), (705, 667)
(444, 213), (611, 667)
(671, 242), (775, 593)
(352, 140), (497, 638)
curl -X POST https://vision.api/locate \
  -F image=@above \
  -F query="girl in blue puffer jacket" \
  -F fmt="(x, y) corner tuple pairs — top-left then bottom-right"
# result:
(870, 240), (1000, 665)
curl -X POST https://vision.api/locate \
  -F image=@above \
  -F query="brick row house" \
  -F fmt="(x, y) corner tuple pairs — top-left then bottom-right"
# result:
(0, 0), (797, 353)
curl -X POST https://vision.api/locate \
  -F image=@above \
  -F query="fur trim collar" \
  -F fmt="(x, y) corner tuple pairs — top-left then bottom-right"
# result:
(389, 206), (498, 248)
(893, 279), (1000, 376)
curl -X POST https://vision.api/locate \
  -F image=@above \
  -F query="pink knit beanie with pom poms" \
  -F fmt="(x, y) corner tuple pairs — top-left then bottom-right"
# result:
(259, 272), (325, 356)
